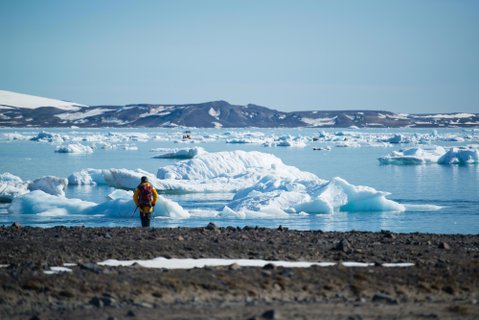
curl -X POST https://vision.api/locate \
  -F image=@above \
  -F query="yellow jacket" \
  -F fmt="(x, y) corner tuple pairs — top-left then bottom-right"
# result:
(133, 182), (159, 213)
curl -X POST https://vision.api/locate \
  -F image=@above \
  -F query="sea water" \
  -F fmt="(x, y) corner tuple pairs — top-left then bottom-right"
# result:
(0, 127), (478, 234)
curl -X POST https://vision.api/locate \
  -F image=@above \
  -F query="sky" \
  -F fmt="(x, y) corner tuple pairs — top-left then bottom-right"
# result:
(1, 0), (478, 113)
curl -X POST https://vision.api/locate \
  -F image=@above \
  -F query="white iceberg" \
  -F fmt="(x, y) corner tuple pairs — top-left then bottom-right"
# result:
(227, 176), (404, 216)
(68, 168), (158, 189)
(438, 147), (479, 164)
(68, 169), (107, 185)
(9, 189), (189, 218)
(379, 145), (478, 165)
(378, 146), (446, 165)
(55, 143), (94, 154)
(9, 190), (95, 216)
(0, 172), (28, 202)
(30, 131), (65, 143)
(28, 176), (68, 196)
(156, 150), (319, 193)
(153, 147), (206, 159)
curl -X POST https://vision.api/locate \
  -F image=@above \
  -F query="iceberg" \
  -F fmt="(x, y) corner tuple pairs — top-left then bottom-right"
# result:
(68, 169), (107, 185)
(55, 143), (94, 154)
(28, 176), (68, 196)
(0, 172), (28, 202)
(69, 168), (158, 189)
(9, 189), (189, 218)
(228, 176), (404, 216)
(379, 145), (478, 165)
(9, 190), (95, 216)
(153, 147), (206, 159)
(438, 147), (479, 164)
(156, 150), (319, 193)
(378, 146), (446, 165)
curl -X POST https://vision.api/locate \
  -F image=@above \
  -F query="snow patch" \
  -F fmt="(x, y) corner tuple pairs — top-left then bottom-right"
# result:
(0, 90), (85, 111)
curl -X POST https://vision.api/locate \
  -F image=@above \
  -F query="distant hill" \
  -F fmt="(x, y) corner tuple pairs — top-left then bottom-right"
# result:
(1, 90), (478, 128)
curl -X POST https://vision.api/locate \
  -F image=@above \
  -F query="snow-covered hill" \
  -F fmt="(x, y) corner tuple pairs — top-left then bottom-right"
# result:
(0, 90), (85, 111)
(0, 90), (478, 128)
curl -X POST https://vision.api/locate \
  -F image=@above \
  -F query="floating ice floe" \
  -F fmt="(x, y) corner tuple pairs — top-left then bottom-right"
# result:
(9, 189), (190, 218)
(437, 146), (479, 164)
(378, 146), (446, 165)
(68, 169), (107, 185)
(152, 147), (206, 159)
(0, 172), (28, 202)
(55, 143), (94, 154)
(379, 145), (478, 165)
(28, 176), (68, 196)
(69, 168), (157, 189)
(30, 131), (66, 143)
(156, 150), (320, 193)
(154, 151), (409, 216)
(9, 190), (96, 216)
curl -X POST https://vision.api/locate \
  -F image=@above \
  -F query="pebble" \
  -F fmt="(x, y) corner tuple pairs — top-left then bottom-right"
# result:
(262, 309), (281, 319)
(439, 242), (450, 250)
(335, 239), (353, 253)
(205, 222), (218, 231)
(372, 292), (398, 304)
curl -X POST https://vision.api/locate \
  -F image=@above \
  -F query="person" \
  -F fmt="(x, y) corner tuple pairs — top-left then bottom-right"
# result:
(133, 176), (158, 227)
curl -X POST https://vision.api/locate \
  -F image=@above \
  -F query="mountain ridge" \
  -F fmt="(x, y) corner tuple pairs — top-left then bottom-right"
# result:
(1, 90), (478, 128)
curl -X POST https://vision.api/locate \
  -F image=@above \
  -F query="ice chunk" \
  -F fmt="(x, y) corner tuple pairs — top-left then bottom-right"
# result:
(55, 143), (94, 154)
(103, 169), (158, 189)
(68, 169), (106, 185)
(378, 146), (446, 165)
(438, 147), (479, 164)
(30, 131), (64, 143)
(153, 147), (206, 159)
(10, 189), (188, 218)
(0, 172), (28, 202)
(69, 168), (158, 189)
(8, 190), (96, 215)
(156, 150), (319, 193)
(107, 189), (133, 200)
(229, 176), (405, 216)
(28, 176), (68, 196)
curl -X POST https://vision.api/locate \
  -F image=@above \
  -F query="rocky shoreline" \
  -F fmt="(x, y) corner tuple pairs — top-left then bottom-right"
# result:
(1, 225), (478, 319)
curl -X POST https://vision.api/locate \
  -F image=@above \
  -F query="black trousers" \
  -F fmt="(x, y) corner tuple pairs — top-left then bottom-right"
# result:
(140, 211), (151, 227)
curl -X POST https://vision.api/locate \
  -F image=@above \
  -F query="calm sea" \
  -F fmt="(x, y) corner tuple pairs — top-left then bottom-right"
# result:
(0, 127), (478, 234)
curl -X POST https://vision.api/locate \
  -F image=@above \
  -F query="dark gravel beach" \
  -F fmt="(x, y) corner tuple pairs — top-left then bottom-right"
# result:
(0, 225), (478, 319)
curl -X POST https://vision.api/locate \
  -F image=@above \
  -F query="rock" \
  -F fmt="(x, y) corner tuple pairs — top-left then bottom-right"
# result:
(30, 316), (40, 320)
(104, 233), (112, 239)
(381, 230), (395, 239)
(126, 310), (136, 317)
(80, 263), (103, 274)
(263, 263), (276, 270)
(229, 263), (241, 270)
(177, 235), (185, 241)
(205, 222), (218, 231)
(262, 309), (281, 319)
(439, 242), (450, 250)
(335, 239), (353, 253)
(372, 292), (398, 304)
(11, 222), (21, 229)
(89, 296), (104, 308)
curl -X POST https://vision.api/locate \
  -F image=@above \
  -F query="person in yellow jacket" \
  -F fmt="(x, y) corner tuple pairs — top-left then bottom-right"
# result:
(133, 176), (159, 227)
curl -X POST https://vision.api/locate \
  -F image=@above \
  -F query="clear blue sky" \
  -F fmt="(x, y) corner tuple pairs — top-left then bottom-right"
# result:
(1, 0), (478, 113)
